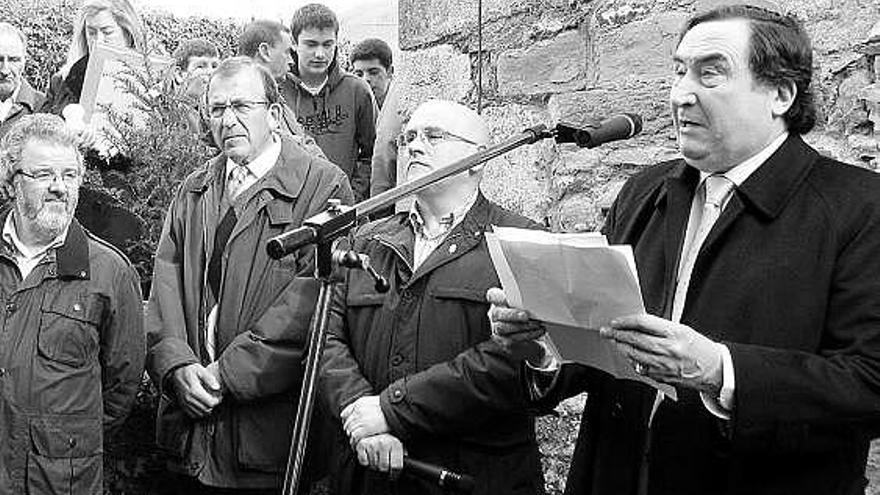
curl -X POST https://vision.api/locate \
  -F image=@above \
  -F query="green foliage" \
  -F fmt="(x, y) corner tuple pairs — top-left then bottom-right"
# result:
(96, 52), (215, 285)
(0, 0), (243, 92)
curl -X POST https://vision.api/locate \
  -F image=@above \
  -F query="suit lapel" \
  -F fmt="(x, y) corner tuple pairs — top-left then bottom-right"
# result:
(662, 164), (698, 318)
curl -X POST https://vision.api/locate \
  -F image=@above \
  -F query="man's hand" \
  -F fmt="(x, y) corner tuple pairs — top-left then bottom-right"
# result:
(341, 395), (389, 446)
(204, 361), (226, 396)
(171, 363), (223, 418)
(354, 433), (405, 478)
(600, 314), (724, 393)
(486, 287), (546, 360)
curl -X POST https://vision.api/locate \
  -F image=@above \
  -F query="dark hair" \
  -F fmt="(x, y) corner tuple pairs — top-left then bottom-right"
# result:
(350, 38), (393, 70)
(681, 4), (816, 134)
(207, 57), (279, 105)
(173, 38), (219, 71)
(238, 20), (289, 58)
(290, 3), (338, 42)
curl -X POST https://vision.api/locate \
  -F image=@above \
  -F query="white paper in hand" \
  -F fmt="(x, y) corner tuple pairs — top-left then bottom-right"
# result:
(486, 226), (676, 399)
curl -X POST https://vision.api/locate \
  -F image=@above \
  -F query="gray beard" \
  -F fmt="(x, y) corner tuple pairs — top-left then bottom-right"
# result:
(14, 185), (76, 244)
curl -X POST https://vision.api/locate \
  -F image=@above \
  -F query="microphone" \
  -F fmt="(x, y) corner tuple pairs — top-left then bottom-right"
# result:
(555, 113), (642, 148)
(403, 458), (475, 493)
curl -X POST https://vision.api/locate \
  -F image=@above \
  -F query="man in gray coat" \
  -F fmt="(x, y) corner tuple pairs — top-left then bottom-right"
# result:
(146, 57), (352, 494)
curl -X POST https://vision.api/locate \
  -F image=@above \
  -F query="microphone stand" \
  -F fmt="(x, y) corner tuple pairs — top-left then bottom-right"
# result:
(279, 124), (554, 495)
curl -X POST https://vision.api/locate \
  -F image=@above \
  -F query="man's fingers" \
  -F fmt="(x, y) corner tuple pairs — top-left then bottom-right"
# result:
(356, 442), (369, 466)
(198, 366), (222, 392)
(601, 326), (666, 355)
(485, 287), (509, 306)
(611, 314), (671, 337)
(489, 306), (532, 325)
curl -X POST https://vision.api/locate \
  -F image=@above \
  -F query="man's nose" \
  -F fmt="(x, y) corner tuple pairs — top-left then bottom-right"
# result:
(670, 78), (697, 107)
(46, 176), (69, 194)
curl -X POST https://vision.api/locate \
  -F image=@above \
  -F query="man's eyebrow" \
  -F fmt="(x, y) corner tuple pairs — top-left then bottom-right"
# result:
(672, 53), (729, 66)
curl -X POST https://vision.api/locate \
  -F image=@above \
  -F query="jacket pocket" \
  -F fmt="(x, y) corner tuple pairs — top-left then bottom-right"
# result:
(26, 416), (103, 495)
(235, 397), (294, 473)
(38, 293), (102, 368)
(155, 393), (193, 459)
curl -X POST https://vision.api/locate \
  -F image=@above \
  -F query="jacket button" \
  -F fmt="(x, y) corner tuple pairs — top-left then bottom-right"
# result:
(390, 354), (404, 366)
(392, 388), (404, 400)
(5, 302), (15, 313)
(68, 437), (77, 448)
(612, 401), (623, 418)
(0, 368), (6, 377)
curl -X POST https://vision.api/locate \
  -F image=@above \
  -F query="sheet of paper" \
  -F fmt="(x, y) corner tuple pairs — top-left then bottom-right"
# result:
(487, 227), (676, 399)
(81, 42), (173, 129)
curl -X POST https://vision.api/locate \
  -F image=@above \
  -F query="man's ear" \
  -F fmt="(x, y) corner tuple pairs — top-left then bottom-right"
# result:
(388, 65), (394, 78)
(771, 80), (797, 119)
(257, 42), (272, 63)
(267, 102), (282, 130)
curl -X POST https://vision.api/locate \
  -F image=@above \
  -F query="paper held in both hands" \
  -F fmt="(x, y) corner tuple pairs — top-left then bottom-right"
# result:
(486, 226), (676, 400)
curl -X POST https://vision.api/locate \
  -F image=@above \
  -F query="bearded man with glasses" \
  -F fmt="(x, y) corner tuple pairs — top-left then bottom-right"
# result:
(319, 100), (545, 495)
(0, 113), (144, 494)
(146, 57), (352, 494)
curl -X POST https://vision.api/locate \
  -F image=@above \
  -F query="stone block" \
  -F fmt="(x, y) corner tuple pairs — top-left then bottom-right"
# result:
(497, 30), (587, 97)
(396, 45), (472, 114)
(595, 12), (687, 85)
(399, 0), (578, 50)
(479, 104), (555, 223)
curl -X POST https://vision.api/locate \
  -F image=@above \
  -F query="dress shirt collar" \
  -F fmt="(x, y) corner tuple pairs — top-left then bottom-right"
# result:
(224, 134), (281, 183)
(699, 131), (789, 187)
(408, 190), (479, 240)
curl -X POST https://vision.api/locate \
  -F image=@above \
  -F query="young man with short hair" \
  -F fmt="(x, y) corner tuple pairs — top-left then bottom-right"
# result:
(281, 3), (377, 202)
(350, 38), (393, 109)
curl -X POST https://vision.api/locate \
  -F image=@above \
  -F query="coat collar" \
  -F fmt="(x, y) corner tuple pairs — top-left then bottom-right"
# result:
(372, 192), (494, 284)
(0, 207), (90, 279)
(656, 134), (817, 221)
(13, 79), (43, 113)
(186, 134), (311, 202)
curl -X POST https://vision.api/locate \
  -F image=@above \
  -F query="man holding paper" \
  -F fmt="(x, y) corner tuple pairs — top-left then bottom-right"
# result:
(490, 5), (880, 495)
(320, 100), (545, 495)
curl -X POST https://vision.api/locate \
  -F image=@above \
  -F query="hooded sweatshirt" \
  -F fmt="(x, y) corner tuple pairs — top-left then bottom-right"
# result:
(282, 57), (377, 202)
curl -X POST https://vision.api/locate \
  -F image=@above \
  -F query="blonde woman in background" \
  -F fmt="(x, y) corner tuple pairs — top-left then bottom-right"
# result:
(41, 0), (145, 116)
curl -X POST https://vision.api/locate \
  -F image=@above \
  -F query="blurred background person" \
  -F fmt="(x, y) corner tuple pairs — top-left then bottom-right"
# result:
(41, 0), (145, 116)
(0, 22), (44, 141)
(350, 38), (393, 110)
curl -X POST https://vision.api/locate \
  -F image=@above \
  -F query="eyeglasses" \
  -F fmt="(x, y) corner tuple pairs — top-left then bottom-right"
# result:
(15, 168), (82, 185)
(208, 100), (270, 119)
(396, 127), (480, 149)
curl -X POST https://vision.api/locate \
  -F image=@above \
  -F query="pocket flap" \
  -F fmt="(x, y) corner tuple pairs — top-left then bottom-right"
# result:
(29, 416), (102, 458)
(431, 286), (486, 303)
(41, 293), (102, 326)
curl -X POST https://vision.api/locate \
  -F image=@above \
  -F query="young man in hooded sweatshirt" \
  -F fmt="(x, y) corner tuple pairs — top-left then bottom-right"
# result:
(281, 3), (377, 203)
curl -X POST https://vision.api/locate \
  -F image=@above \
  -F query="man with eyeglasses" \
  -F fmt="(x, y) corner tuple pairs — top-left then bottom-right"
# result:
(319, 100), (545, 495)
(0, 113), (144, 493)
(146, 57), (352, 494)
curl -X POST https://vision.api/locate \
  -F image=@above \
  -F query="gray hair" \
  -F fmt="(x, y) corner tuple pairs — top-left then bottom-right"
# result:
(0, 114), (83, 186)
(0, 22), (27, 52)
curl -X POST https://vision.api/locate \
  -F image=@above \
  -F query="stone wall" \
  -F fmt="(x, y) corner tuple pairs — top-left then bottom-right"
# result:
(396, 0), (880, 230)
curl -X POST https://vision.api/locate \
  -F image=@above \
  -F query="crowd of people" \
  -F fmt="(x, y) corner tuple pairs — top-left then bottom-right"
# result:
(0, 1), (879, 495)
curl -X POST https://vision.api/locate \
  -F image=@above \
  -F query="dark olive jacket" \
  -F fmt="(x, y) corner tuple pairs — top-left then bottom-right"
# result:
(0, 79), (45, 139)
(0, 214), (144, 494)
(321, 193), (546, 495)
(146, 136), (353, 488)
(554, 135), (880, 495)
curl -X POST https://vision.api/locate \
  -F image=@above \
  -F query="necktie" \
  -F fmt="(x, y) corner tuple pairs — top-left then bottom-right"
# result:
(671, 174), (735, 322)
(226, 164), (249, 201)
